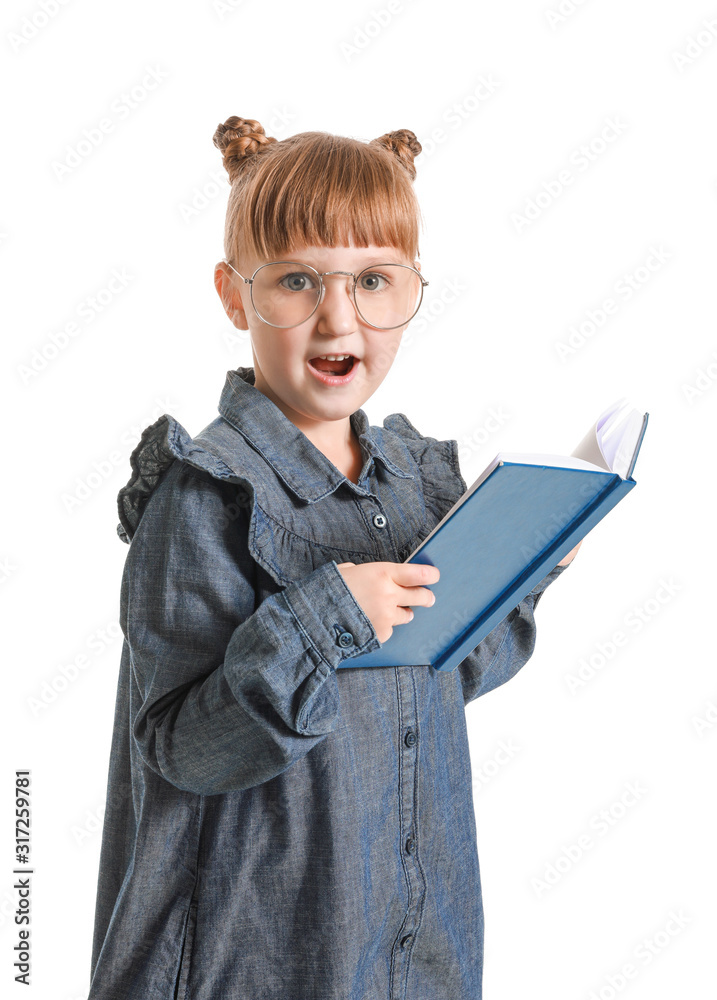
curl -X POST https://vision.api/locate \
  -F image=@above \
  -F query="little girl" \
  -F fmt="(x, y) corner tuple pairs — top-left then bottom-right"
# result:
(88, 116), (578, 1000)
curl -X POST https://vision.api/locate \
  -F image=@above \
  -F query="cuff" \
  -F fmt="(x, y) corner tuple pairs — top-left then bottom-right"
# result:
(282, 559), (381, 670)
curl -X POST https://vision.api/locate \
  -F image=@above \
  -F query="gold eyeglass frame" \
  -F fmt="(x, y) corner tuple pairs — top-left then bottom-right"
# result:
(222, 258), (429, 331)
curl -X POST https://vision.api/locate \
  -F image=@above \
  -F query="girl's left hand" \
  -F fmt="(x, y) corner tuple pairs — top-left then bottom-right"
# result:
(558, 540), (582, 567)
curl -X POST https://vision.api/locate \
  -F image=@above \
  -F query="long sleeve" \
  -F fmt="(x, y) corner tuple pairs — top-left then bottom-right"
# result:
(122, 462), (379, 796)
(457, 559), (570, 706)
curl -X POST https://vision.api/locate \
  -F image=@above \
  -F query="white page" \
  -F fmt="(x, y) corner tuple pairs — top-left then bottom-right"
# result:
(572, 397), (644, 479)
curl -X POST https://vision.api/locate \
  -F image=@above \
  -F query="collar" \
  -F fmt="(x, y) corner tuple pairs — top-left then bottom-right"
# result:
(216, 367), (415, 502)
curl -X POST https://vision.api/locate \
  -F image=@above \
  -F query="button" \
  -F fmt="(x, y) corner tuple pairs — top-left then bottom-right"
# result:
(372, 513), (387, 529)
(507, 605), (521, 622)
(405, 837), (415, 854)
(400, 935), (413, 949)
(337, 631), (355, 648)
(404, 729), (417, 748)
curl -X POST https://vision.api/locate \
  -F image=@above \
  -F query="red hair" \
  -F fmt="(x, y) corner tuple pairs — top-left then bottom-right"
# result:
(213, 117), (424, 269)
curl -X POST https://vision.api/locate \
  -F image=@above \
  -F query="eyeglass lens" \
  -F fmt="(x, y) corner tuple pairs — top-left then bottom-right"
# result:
(250, 263), (423, 329)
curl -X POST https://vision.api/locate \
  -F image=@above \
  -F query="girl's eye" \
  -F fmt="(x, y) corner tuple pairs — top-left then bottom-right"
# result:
(358, 271), (389, 292)
(280, 272), (318, 292)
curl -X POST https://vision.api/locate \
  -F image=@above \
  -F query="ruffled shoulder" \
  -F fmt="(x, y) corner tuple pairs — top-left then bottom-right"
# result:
(382, 412), (467, 525)
(116, 414), (243, 544)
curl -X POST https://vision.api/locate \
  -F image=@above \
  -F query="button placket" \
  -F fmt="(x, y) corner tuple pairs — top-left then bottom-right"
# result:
(391, 673), (425, 996)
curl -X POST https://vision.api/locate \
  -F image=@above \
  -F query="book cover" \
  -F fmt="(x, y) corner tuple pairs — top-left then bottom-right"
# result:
(342, 398), (648, 672)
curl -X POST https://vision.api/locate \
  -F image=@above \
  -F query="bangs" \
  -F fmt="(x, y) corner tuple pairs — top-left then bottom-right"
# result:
(225, 132), (422, 268)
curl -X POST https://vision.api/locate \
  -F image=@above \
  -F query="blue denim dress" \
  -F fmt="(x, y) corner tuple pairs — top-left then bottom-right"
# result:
(88, 366), (568, 1000)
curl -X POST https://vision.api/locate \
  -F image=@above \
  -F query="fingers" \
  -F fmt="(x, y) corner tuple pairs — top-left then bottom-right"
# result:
(391, 562), (439, 615)
(390, 561), (440, 586)
(398, 584), (436, 609)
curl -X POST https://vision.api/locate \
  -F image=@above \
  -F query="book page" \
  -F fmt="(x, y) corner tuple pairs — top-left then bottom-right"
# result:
(571, 398), (646, 478)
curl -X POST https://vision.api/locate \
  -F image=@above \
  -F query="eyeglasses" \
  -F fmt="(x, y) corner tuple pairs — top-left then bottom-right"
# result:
(222, 258), (429, 330)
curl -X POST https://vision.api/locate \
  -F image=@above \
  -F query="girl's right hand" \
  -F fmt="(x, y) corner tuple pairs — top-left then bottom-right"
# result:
(336, 561), (439, 644)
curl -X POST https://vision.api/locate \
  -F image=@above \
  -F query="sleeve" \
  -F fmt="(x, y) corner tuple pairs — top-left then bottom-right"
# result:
(457, 558), (571, 706)
(122, 462), (380, 796)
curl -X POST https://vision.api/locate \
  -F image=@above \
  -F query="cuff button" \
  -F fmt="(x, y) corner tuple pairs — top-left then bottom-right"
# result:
(337, 630), (355, 648)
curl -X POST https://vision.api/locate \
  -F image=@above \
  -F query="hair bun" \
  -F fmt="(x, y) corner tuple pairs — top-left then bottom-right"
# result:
(370, 129), (422, 181)
(213, 116), (278, 184)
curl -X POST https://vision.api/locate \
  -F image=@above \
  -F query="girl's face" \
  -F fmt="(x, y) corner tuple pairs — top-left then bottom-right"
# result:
(215, 243), (420, 437)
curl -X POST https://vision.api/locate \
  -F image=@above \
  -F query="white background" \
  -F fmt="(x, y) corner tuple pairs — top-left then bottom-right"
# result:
(2, 1), (716, 997)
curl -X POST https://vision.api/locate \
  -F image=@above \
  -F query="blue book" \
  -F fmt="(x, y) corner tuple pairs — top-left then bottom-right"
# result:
(341, 398), (648, 672)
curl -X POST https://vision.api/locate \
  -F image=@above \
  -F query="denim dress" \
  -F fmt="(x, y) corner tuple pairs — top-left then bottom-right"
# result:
(88, 366), (568, 1000)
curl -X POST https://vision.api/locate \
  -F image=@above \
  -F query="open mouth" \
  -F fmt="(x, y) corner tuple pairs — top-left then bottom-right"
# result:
(308, 354), (357, 377)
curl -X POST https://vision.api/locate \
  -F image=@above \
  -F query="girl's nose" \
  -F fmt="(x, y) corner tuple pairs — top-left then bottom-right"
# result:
(315, 274), (359, 333)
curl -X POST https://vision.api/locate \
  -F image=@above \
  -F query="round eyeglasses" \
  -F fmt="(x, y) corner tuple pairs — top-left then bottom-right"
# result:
(222, 258), (429, 330)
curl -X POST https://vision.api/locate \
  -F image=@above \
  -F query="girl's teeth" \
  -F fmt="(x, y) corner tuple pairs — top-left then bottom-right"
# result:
(318, 354), (351, 360)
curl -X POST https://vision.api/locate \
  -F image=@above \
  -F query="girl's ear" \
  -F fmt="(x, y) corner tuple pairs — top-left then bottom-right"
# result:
(214, 262), (249, 330)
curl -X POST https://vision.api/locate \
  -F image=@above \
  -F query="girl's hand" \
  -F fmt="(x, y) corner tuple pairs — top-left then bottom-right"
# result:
(557, 539), (583, 566)
(336, 561), (439, 644)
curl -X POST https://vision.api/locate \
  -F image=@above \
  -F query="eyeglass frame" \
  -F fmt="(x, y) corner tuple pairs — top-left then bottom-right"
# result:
(221, 258), (429, 331)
